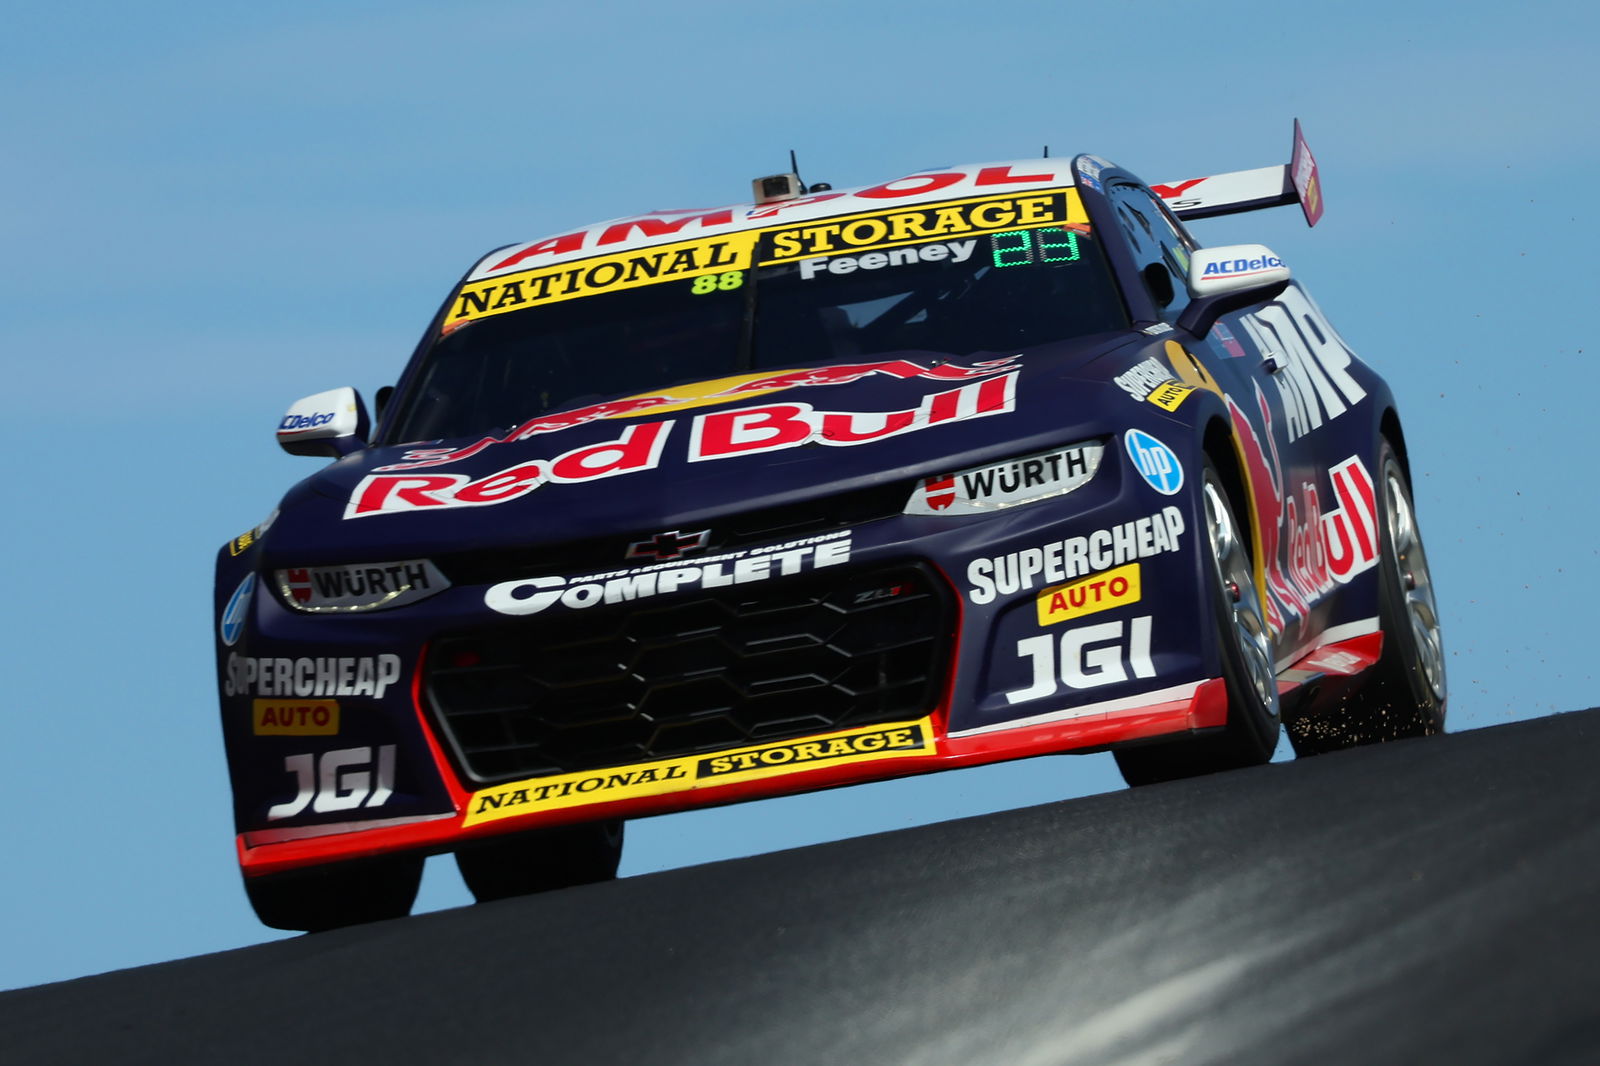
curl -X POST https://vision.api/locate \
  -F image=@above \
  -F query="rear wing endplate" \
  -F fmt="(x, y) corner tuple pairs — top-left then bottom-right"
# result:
(1155, 119), (1323, 227)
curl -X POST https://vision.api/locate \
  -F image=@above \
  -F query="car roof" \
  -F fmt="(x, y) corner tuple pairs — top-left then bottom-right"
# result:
(467, 157), (1084, 281)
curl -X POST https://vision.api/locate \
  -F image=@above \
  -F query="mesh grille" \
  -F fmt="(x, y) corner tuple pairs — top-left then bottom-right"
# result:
(424, 563), (953, 784)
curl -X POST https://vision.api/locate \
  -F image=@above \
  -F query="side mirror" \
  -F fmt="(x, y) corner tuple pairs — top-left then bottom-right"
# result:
(1177, 244), (1291, 337)
(276, 387), (370, 457)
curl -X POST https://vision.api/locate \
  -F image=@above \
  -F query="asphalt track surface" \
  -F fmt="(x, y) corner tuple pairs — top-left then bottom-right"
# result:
(7, 709), (1600, 1065)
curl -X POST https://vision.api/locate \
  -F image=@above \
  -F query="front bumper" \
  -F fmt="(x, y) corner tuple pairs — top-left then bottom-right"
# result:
(235, 679), (1231, 876)
(223, 431), (1249, 877)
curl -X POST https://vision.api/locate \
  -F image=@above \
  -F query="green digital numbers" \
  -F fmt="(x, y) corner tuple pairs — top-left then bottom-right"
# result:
(1038, 228), (1080, 263)
(691, 270), (745, 294)
(991, 231), (1034, 268)
(991, 228), (1081, 267)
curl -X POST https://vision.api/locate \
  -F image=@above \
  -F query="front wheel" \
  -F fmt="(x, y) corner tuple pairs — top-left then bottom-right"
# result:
(455, 821), (623, 903)
(243, 852), (424, 932)
(1115, 460), (1280, 785)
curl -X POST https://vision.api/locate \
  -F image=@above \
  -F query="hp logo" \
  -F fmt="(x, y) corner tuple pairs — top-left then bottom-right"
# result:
(1124, 429), (1183, 496)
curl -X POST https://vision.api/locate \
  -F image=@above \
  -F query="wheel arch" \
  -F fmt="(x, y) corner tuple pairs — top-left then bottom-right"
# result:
(1199, 414), (1276, 644)
(1202, 417), (1250, 539)
(1379, 406), (1410, 483)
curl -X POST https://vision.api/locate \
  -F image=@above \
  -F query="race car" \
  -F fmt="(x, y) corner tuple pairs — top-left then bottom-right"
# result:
(215, 121), (1446, 931)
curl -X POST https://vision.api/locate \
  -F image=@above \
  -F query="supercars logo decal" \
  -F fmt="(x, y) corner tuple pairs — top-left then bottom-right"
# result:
(465, 718), (935, 825)
(224, 510), (278, 558)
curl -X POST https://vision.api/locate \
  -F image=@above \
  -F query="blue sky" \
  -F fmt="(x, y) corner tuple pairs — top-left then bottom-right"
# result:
(4, 0), (1597, 990)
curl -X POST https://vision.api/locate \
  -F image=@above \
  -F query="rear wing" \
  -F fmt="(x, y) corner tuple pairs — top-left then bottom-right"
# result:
(1154, 119), (1323, 227)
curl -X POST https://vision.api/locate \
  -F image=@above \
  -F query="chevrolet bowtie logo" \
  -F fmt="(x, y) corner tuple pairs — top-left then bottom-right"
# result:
(625, 529), (712, 562)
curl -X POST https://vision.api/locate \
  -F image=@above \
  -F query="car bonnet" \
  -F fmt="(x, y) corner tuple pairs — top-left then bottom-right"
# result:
(273, 337), (1150, 560)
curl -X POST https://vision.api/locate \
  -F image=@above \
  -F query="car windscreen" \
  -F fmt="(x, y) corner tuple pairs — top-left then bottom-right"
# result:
(381, 198), (1128, 445)
(751, 226), (1125, 369)
(381, 277), (747, 446)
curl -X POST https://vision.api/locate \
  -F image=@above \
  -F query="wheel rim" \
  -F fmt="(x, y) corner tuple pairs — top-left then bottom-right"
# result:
(1204, 478), (1278, 715)
(1386, 471), (1447, 702)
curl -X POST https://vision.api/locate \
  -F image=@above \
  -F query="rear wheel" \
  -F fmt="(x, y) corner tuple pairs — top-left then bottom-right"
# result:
(1115, 460), (1280, 785)
(455, 821), (623, 903)
(1288, 442), (1446, 754)
(244, 852), (424, 932)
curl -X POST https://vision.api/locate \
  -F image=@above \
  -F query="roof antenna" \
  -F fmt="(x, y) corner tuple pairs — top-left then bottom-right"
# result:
(789, 149), (808, 194)
(1043, 145), (1050, 158)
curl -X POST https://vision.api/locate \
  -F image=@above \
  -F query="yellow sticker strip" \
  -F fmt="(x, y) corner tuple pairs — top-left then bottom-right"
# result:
(447, 189), (1091, 327)
(759, 189), (1087, 262)
(448, 231), (760, 326)
(1036, 562), (1143, 626)
(465, 717), (935, 826)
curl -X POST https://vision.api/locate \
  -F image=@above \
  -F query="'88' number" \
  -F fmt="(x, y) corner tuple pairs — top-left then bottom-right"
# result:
(691, 271), (744, 294)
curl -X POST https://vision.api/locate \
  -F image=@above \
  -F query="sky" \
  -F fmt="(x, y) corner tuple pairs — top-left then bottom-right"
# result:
(4, 0), (1598, 991)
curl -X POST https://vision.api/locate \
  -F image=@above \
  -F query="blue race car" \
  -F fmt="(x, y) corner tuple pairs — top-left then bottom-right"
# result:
(216, 121), (1445, 930)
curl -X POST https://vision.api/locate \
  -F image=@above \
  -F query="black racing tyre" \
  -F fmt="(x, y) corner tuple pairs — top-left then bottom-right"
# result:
(243, 851), (424, 932)
(1115, 459), (1281, 786)
(1288, 440), (1446, 755)
(455, 821), (623, 903)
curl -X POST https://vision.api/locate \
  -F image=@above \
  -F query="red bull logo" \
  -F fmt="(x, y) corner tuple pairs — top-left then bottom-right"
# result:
(1228, 383), (1379, 635)
(376, 357), (1019, 472)
(350, 373), (1020, 519)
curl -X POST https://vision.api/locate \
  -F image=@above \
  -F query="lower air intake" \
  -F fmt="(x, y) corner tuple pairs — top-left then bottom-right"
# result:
(424, 564), (953, 784)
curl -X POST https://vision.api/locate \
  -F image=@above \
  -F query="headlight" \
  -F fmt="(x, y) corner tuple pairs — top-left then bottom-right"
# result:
(904, 440), (1104, 515)
(275, 559), (450, 612)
